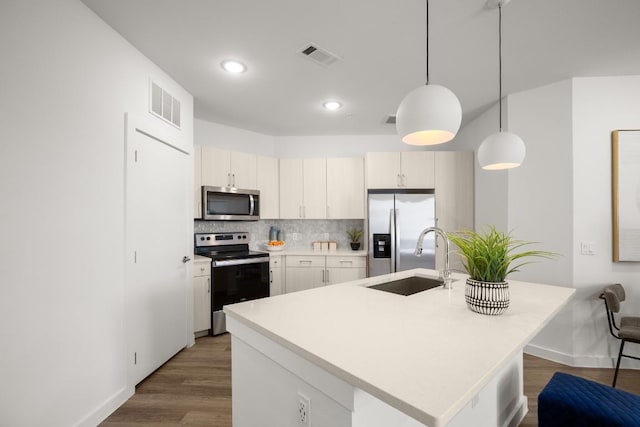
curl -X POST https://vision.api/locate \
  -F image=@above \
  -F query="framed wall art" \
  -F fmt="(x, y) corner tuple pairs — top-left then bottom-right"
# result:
(612, 129), (640, 262)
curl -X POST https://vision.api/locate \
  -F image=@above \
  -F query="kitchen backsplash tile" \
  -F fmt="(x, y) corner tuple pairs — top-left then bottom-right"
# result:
(194, 219), (365, 251)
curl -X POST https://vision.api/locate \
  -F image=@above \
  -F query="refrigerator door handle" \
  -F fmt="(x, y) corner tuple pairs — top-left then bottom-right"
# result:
(389, 208), (396, 272)
(394, 208), (400, 270)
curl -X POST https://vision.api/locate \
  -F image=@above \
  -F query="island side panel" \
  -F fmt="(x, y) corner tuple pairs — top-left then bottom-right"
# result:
(229, 317), (354, 427)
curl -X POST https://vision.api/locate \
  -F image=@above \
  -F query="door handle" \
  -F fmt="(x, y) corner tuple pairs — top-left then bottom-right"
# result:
(182, 256), (191, 263)
(207, 277), (210, 293)
(232, 173), (236, 187)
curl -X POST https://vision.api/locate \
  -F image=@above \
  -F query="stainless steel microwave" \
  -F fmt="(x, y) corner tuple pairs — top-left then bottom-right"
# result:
(201, 186), (260, 221)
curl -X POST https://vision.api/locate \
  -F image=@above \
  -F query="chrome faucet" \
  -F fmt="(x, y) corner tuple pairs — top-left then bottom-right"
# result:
(415, 227), (452, 288)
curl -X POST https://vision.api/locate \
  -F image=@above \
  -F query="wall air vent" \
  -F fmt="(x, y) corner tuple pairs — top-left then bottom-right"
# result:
(384, 115), (397, 124)
(298, 43), (341, 67)
(149, 80), (181, 129)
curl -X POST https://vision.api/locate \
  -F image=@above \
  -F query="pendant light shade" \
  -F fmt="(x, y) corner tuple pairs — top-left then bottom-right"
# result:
(396, 0), (462, 146)
(396, 84), (462, 145)
(477, 0), (525, 170)
(477, 131), (525, 170)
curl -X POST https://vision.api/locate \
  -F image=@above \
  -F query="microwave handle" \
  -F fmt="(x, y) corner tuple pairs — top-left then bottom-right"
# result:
(249, 194), (255, 216)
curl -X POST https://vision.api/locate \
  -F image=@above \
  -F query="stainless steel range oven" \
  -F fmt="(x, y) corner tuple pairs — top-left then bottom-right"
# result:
(195, 232), (269, 335)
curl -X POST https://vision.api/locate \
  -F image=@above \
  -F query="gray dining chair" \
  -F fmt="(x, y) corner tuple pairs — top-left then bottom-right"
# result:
(600, 283), (640, 387)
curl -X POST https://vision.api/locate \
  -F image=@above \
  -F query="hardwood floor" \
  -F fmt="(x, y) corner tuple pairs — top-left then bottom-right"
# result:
(102, 334), (640, 426)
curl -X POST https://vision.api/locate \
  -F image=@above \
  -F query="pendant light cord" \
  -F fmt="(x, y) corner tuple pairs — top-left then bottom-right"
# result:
(498, 3), (503, 131)
(426, 0), (429, 85)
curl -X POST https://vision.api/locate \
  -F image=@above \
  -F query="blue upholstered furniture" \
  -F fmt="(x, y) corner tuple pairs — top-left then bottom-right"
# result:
(538, 372), (640, 427)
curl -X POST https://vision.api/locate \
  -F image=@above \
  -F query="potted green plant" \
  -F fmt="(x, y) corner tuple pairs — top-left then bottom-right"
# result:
(347, 228), (363, 251)
(447, 227), (557, 315)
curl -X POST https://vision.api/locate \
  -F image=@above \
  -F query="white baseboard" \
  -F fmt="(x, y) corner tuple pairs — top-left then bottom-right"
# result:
(524, 343), (640, 369)
(74, 385), (134, 427)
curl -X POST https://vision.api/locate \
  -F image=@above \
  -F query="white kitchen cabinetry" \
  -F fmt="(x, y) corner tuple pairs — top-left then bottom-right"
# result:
(325, 256), (366, 285)
(194, 145), (202, 219)
(326, 157), (365, 219)
(193, 259), (211, 335)
(257, 155), (279, 219)
(366, 151), (435, 189)
(279, 158), (327, 219)
(284, 256), (325, 293)
(434, 151), (474, 271)
(284, 255), (366, 293)
(201, 146), (257, 189)
(269, 255), (283, 296)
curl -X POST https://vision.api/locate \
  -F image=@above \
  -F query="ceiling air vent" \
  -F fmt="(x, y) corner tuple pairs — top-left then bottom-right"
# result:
(298, 43), (341, 67)
(384, 115), (397, 125)
(149, 80), (181, 129)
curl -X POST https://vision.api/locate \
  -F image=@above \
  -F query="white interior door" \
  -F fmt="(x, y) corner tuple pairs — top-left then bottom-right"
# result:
(125, 115), (190, 386)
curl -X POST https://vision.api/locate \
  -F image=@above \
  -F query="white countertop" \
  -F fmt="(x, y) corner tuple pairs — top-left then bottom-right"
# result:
(224, 269), (575, 427)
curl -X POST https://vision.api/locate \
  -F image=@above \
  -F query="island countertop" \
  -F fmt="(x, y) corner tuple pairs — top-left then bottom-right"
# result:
(224, 268), (575, 427)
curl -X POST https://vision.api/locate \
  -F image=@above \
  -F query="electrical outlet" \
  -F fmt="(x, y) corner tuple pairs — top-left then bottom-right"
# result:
(297, 392), (310, 427)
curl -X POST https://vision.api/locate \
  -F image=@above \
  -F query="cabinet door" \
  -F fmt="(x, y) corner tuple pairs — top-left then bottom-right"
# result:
(326, 267), (366, 285)
(230, 151), (257, 189)
(327, 157), (364, 219)
(366, 152), (401, 188)
(303, 158), (327, 219)
(279, 159), (304, 219)
(401, 151), (435, 188)
(285, 267), (325, 293)
(270, 267), (282, 296)
(194, 145), (202, 219)
(257, 155), (279, 219)
(434, 151), (474, 272)
(193, 274), (211, 333)
(201, 146), (231, 187)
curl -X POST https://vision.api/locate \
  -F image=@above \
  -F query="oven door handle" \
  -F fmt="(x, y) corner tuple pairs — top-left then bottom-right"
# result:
(213, 257), (270, 267)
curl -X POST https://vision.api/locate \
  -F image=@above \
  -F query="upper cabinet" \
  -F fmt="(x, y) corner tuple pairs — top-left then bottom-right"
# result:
(366, 151), (435, 189)
(279, 158), (365, 219)
(279, 158), (327, 219)
(256, 155), (279, 219)
(201, 146), (256, 189)
(326, 157), (364, 219)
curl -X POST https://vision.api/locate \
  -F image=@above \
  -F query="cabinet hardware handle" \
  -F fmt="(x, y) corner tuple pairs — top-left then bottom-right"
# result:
(300, 260), (312, 264)
(207, 277), (210, 293)
(326, 269), (330, 284)
(232, 173), (236, 187)
(227, 173), (231, 187)
(269, 270), (273, 283)
(299, 205), (302, 218)
(397, 174), (401, 187)
(182, 256), (191, 263)
(322, 269), (325, 283)
(340, 260), (353, 264)
(402, 174), (407, 187)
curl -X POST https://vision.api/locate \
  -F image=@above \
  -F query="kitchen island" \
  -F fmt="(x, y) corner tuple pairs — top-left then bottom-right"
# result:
(224, 269), (574, 427)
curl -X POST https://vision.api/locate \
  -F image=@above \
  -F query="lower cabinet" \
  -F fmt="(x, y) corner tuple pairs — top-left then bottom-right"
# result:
(269, 255), (283, 296)
(193, 259), (211, 334)
(284, 255), (366, 293)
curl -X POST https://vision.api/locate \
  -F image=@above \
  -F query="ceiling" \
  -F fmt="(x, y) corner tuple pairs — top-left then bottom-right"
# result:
(81, 0), (640, 136)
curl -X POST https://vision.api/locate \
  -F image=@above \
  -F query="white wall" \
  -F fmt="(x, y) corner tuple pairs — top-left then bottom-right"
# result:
(507, 79), (575, 360)
(572, 76), (640, 365)
(504, 76), (640, 368)
(0, 1), (193, 426)
(452, 103), (508, 231)
(195, 118), (276, 156)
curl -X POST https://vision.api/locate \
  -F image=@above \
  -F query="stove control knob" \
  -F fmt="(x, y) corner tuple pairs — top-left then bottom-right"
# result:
(206, 236), (211, 240)
(200, 236), (205, 241)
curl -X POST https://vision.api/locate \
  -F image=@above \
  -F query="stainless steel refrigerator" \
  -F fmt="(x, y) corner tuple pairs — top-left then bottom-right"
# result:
(368, 190), (436, 277)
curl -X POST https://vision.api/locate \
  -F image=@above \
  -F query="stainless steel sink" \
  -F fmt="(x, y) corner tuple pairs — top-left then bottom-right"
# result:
(367, 276), (443, 296)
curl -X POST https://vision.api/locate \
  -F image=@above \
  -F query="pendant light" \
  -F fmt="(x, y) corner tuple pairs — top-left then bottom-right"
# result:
(477, 0), (525, 170)
(396, 0), (462, 146)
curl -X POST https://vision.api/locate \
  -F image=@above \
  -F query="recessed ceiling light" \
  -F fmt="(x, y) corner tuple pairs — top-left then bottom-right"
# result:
(322, 101), (342, 111)
(221, 60), (247, 74)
